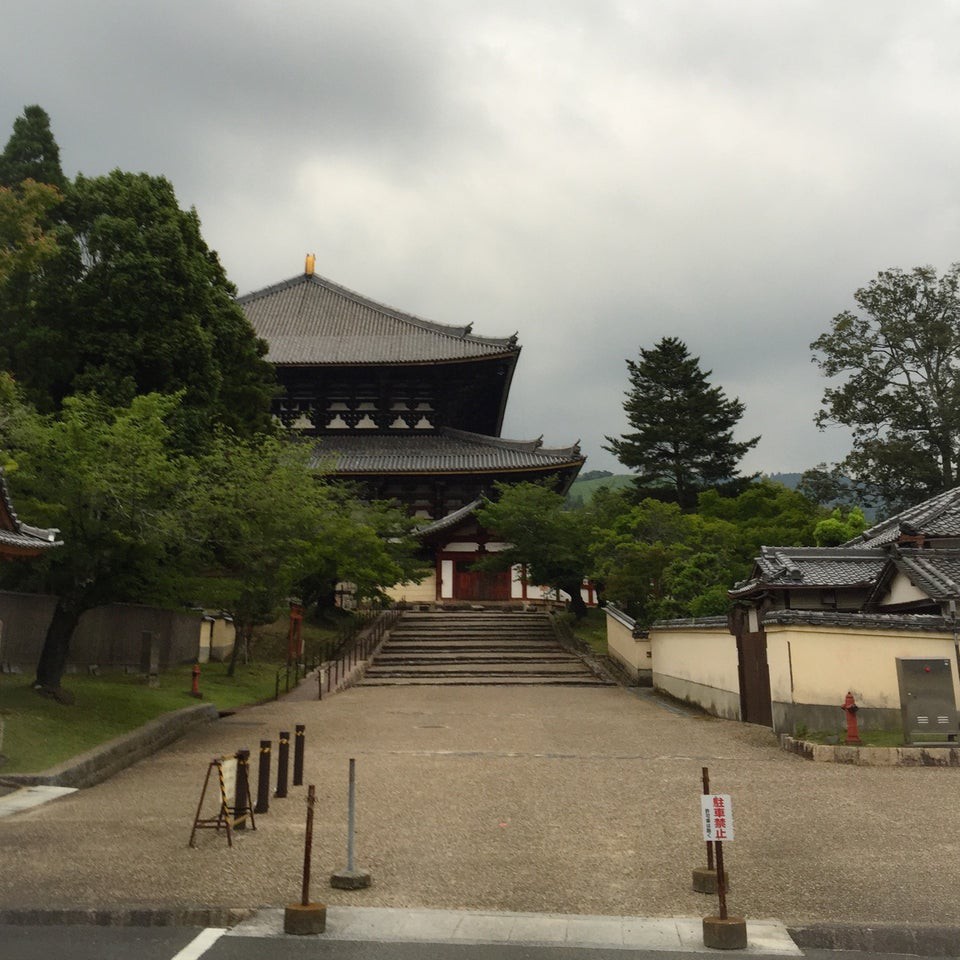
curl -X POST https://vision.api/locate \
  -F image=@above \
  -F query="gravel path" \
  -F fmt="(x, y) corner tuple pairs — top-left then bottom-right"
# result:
(0, 682), (956, 925)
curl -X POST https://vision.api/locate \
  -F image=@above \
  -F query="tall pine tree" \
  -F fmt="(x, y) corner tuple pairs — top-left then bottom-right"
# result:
(0, 105), (66, 191)
(604, 337), (758, 509)
(0, 107), (276, 445)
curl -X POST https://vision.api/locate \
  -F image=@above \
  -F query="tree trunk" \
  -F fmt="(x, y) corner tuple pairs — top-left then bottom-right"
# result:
(34, 598), (84, 692)
(226, 620), (246, 678)
(563, 580), (588, 620)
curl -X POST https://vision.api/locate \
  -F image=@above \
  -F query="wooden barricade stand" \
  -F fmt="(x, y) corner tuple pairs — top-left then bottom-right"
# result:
(189, 754), (256, 848)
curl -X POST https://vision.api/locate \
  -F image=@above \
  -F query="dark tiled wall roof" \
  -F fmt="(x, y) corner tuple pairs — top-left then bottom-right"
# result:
(239, 273), (519, 365)
(762, 609), (952, 632)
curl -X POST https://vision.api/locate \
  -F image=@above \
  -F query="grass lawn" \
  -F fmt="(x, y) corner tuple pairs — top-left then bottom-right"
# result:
(0, 610), (350, 775)
(797, 728), (953, 748)
(567, 607), (607, 656)
(0, 660), (281, 774)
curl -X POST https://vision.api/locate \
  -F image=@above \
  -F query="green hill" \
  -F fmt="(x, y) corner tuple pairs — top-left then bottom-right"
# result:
(567, 472), (634, 504)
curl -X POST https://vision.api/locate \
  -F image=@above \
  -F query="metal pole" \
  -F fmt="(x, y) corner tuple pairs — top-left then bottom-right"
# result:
(255, 740), (271, 814)
(294, 724), (305, 786)
(276, 731), (290, 798)
(715, 840), (728, 920)
(234, 748), (250, 830)
(702, 766), (714, 870)
(347, 757), (356, 872)
(301, 785), (316, 906)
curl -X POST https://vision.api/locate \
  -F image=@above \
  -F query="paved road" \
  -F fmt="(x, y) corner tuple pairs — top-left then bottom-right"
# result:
(1, 681), (959, 929)
(0, 923), (952, 960)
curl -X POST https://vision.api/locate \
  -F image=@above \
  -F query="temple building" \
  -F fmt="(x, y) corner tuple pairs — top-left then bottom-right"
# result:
(239, 257), (585, 603)
(0, 473), (61, 560)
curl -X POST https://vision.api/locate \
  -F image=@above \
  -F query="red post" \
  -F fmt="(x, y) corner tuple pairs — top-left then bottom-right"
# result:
(287, 600), (304, 664)
(190, 662), (202, 698)
(842, 691), (862, 745)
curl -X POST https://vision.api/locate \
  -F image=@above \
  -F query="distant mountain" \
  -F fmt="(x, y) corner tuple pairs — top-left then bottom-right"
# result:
(567, 473), (634, 504)
(764, 472), (803, 490)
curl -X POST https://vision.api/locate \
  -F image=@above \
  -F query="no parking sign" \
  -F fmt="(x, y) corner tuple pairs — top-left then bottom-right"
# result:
(700, 794), (734, 841)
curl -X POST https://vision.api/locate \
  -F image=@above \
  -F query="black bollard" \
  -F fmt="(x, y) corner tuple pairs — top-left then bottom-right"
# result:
(234, 749), (250, 830)
(276, 731), (290, 798)
(255, 740), (271, 814)
(293, 724), (305, 786)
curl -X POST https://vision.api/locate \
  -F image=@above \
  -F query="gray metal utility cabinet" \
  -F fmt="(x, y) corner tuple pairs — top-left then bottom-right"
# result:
(896, 657), (960, 744)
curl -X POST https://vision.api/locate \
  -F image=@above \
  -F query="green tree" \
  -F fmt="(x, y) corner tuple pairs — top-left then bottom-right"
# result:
(187, 433), (423, 671)
(0, 386), (195, 692)
(475, 481), (592, 617)
(604, 337), (759, 509)
(811, 264), (960, 510)
(592, 480), (824, 624)
(813, 507), (867, 547)
(0, 179), (61, 283)
(0, 105), (66, 191)
(0, 106), (277, 442)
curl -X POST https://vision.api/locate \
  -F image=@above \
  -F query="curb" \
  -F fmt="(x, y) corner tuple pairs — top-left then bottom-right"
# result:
(789, 922), (960, 957)
(0, 703), (219, 789)
(780, 734), (960, 767)
(0, 906), (252, 928)
(2, 908), (958, 956)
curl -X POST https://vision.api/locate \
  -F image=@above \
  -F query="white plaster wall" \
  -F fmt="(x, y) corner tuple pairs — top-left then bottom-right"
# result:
(880, 574), (929, 608)
(764, 623), (959, 710)
(511, 564), (525, 599)
(386, 572), (438, 604)
(650, 625), (740, 696)
(606, 611), (650, 678)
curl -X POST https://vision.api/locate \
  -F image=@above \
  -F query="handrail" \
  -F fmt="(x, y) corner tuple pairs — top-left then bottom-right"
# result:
(273, 607), (402, 700)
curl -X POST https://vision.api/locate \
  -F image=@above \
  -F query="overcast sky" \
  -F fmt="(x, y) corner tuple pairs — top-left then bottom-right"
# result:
(5, 1), (960, 475)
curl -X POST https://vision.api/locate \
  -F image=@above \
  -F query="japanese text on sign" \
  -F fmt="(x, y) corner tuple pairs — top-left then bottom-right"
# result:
(700, 793), (734, 841)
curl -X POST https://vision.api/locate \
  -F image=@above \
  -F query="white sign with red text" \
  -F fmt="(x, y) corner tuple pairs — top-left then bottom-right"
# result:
(701, 793), (734, 841)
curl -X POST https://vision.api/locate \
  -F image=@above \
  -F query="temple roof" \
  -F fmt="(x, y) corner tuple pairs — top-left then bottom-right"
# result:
(877, 549), (960, 603)
(729, 546), (886, 597)
(844, 485), (960, 546)
(0, 472), (62, 557)
(239, 272), (520, 366)
(415, 499), (484, 538)
(309, 427), (584, 476)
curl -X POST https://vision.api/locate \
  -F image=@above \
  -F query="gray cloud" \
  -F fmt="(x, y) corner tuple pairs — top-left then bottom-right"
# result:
(4, 1), (960, 475)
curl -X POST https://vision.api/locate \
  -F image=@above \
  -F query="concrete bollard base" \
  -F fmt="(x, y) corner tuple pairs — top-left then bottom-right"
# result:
(284, 902), (326, 935)
(692, 867), (729, 894)
(330, 869), (372, 890)
(702, 915), (747, 949)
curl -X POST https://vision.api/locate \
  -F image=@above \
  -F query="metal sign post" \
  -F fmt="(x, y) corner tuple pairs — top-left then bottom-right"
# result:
(700, 792), (746, 949)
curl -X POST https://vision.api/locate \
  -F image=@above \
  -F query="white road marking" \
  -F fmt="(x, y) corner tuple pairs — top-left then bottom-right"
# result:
(170, 927), (227, 960)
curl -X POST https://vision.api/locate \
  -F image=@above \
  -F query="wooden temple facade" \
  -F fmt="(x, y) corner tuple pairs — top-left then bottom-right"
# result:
(239, 258), (585, 603)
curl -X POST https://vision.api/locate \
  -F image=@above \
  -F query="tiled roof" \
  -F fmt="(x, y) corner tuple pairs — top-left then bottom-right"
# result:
(762, 609), (952, 632)
(887, 549), (960, 601)
(415, 499), (483, 538)
(729, 546), (886, 597)
(845, 485), (960, 546)
(239, 272), (519, 365)
(649, 616), (730, 631)
(309, 428), (584, 475)
(0, 473), (62, 553)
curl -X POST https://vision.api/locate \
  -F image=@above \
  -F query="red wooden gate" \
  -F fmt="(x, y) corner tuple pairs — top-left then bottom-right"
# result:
(453, 561), (511, 601)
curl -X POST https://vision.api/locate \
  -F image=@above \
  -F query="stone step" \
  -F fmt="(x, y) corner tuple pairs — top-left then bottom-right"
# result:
(360, 611), (601, 688)
(362, 677), (610, 687)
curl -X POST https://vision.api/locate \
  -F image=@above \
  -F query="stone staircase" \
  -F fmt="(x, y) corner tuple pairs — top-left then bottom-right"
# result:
(361, 609), (609, 686)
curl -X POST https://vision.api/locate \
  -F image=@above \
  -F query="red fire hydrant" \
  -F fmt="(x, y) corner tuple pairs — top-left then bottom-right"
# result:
(190, 662), (202, 698)
(841, 691), (861, 745)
